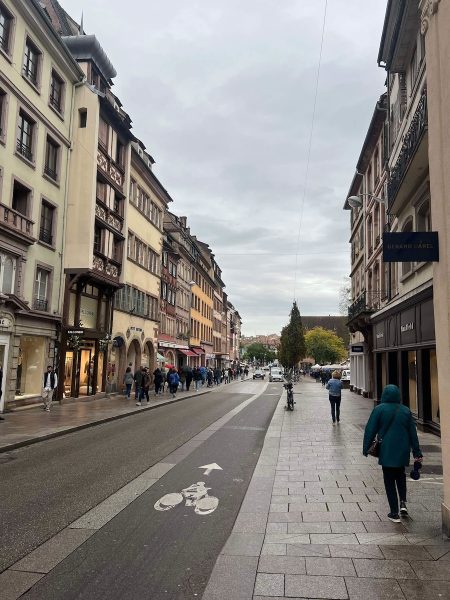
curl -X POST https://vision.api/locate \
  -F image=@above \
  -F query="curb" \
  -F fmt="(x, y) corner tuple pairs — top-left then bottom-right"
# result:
(0, 387), (220, 454)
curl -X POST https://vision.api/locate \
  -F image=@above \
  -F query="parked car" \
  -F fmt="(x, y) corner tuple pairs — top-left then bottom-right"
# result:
(269, 368), (284, 382)
(253, 369), (265, 380)
(341, 369), (350, 388)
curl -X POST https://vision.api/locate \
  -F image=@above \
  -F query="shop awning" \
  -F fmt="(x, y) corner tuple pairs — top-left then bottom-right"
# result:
(157, 353), (166, 361)
(179, 349), (197, 357)
(191, 348), (205, 355)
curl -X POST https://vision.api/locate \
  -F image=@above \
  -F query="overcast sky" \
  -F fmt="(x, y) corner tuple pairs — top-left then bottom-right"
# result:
(63, 0), (386, 335)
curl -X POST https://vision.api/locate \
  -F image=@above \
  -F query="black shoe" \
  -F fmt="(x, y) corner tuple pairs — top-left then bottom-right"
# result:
(388, 513), (401, 523)
(400, 501), (408, 516)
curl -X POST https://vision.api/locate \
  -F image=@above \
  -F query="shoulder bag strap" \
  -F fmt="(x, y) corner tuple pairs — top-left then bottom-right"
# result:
(379, 404), (401, 441)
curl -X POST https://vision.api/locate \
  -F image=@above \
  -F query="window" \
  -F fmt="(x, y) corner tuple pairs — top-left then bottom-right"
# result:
(17, 110), (34, 162)
(0, 252), (16, 293)
(49, 70), (64, 113)
(44, 136), (59, 180)
(34, 267), (49, 311)
(0, 89), (6, 140)
(417, 200), (431, 232)
(112, 238), (122, 263)
(115, 140), (124, 168)
(113, 193), (122, 216)
(98, 117), (108, 148)
(94, 226), (102, 253)
(40, 201), (54, 245)
(79, 108), (87, 128)
(0, 3), (13, 55)
(12, 180), (31, 216)
(410, 46), (419, 91)
(96, 179), (107, 203)
(23, 37), (40, 86)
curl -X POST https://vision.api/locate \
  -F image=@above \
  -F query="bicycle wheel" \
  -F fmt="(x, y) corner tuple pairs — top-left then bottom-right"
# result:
(194, 495), (219, 515)
(154, 492), (183, 511)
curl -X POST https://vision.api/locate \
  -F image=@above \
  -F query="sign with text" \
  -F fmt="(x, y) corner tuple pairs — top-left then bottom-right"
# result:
(383, 232), (439, 262)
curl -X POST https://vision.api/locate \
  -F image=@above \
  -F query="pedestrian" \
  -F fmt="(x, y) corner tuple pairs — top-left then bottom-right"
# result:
(363, 384), (423, 523)
(200, 365), (207, 386)
(168, 369), (180, 398)
(160, 367), (167, 393)
(123, 366), (134, 399)
(320, 370), (328, 386)
(228, 367), (233, 382)
(214, 367), (222, 386)
(207, 368), (213, 387)
(193, 367), (202, 391)
(222, 368), (228, 384)
(153, 368), (163, 396)
(326, 370), (343, 425)
(134, 366), (144, 405)
(42, 365), (58, 412)
(141, 367), (151, 403)
(244, 366), (249, 379)
(185, 366), (193, 392)
(179, 368), (186, 391)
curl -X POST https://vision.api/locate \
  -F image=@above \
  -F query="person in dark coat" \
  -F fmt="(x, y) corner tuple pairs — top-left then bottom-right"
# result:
(363, 384), (423, 523)
(153, 368), (163, 396)
(193, 367), (202, 391)
(185, 367), (193, 391)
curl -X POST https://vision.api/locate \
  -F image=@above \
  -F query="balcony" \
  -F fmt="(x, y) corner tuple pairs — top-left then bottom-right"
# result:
(33, 298), (48, 311)
(0, 202), (35, 245)
(92, 251), (121, 281)
(95, 201), (124, 234)
(39, 227), (53, 245)
(16, 140), (33, 162)
(97, 147), (124, 191)
(347, 291), (383, 333)
(388, 89), (428, 212)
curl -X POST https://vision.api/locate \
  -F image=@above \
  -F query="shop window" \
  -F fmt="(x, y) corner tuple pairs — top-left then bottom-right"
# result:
(44, 136), (59, 181)
(12, 180), (31, 216)
(16, 336), (47, 398)
(23, 37), (41, 87)
(39, 201), (54, 246)
(34, 267), (50, 311)
(0, 2), (13, 55)
(408, 351), (418, 414)
(0, 252), (16, 293)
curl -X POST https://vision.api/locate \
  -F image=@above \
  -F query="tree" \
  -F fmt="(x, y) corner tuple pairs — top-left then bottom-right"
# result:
(278, 301), (306, 368)
(242, 342), (276, 363)
(338, 279), (352, 316)
(305, 326), (347, 365)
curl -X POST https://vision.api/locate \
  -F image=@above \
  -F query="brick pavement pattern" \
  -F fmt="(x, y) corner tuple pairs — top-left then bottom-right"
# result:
(203, 377), (450, 600)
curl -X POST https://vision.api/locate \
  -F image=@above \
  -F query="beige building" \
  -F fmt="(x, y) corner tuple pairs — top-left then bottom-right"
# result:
(0, 0), (83, 411)
(418, 0), (450, 534)
(110, 140), (169, 389)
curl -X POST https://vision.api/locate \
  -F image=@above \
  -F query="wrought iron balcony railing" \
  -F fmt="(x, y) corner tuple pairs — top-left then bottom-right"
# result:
(388, 89), (427, 208)
(33, 298), (48, 311)
(348, 292), (383, 321)
(16, 139), (33, 162)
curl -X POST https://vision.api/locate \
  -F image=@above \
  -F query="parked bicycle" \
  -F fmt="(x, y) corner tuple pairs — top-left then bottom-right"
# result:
(284, 382), (295, 411)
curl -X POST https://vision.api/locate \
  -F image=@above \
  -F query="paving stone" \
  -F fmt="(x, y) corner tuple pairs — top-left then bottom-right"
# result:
(363, 522), (406, 533)
(329, 544), (384, 559)
(345, 577), (407, 599)
(261, 544), (287, 556)
(0, 570), (44, 600)
(425, 546), (450, 559)
(344, 510), (380, 522)
(331, 521), (366, 533)
(305, 557), (356, 576)
(258, 555), (306, 575)
(288, 522), (331, 534)
(353, 558), (417, 579)
(301, 511), (345, 522)
(356, 533), (410, 545)
(266, 522), (288, 534)
(399, 579), (450, 599)
(254, 573), (284, 597)
(410, 560), (450, 580)
(268, 512), (304, 523)
(380, 545), (434, 560)
(265, 533), (310, 545)
(202, 555), (258, 600)
(287, 544), (331, 557)
(233, 512), (268, 534)
(221, 532), (264, 556)
(285, 574), (348, 599)
(288, 502), (328, 512)
(310, 533), (359, 545)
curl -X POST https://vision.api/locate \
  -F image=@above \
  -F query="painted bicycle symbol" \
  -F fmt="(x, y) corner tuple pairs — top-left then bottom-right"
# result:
(154, 481), (219, 516)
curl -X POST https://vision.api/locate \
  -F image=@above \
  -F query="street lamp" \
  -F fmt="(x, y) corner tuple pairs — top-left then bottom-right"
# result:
(347, 193), (387, 209)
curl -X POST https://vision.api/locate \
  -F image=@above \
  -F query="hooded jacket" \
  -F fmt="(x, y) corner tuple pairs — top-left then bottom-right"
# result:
(363, 385), (422, 467)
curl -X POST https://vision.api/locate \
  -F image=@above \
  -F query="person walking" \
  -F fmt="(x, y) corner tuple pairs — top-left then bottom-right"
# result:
(123, 367), (134, 400)
(134, 366), (144, 406)
(363, 384), (423, 523)
(326, 370), (343, 424)
(185, 366), (193, 392)
(141, 367), (151, 403)
(222, 368), (228, 384)
(214, 367), (222, 386)
(168, 369), (180, 398)
(153, 368), (163, 396)
(42, 365), (58, 412)
(193, 367), (202, 391)
(179, 368), (186, 392)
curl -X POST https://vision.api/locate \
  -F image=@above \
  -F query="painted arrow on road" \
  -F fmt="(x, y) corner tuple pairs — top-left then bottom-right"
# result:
(199, 463), (223, 476)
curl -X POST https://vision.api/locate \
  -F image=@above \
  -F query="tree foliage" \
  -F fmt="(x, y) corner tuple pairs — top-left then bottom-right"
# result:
(243, 342), (276, 363)
(278, 301), (306, 368)
(304, 326), (347, 365)
(338, 279), (352, 316)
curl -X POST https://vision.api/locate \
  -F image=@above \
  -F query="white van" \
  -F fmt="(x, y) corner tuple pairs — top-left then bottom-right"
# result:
(269, 368), (284, 382)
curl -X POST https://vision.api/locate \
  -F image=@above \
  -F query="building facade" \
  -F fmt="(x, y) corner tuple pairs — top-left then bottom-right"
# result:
(0, 0), (83, 410)
(110, 140), (168, 390)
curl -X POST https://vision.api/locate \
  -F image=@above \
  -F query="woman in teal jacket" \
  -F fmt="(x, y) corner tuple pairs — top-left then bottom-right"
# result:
(363, 384), (422, 523)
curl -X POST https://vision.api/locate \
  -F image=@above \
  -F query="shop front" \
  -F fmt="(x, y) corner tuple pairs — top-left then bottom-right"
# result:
(372, 286), (438, 432)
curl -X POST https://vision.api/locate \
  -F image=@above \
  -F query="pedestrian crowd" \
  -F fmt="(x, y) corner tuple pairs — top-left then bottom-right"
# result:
(123, 364), (249, 405)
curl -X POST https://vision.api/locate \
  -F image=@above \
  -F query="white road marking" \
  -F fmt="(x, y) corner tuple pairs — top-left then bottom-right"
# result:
(199, 462), (223, 476)
(154, 481), (219, 515)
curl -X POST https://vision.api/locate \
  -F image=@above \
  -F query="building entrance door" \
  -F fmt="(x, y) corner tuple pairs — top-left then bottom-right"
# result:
(0, 334), (10, 413)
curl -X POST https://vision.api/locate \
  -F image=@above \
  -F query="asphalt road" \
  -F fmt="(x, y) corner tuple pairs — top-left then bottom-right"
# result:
(17, 383), (281, 599)
(0, 383), (277, 574)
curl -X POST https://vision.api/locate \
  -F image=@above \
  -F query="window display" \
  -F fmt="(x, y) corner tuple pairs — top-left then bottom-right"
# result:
(15, 336), (47, 398)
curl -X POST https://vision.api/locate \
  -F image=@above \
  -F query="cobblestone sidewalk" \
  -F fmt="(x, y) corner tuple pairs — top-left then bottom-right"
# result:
(203, 378), (448, 600)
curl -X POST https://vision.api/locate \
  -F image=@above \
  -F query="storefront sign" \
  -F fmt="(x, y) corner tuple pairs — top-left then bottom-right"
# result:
(401, 322), (415, 333)
(69, 294), (98, 329)
(383, 232), (439, 262)
(351, 345), (364, 353)
(130, 327), (143, 332)
(67, 329), (84, 335)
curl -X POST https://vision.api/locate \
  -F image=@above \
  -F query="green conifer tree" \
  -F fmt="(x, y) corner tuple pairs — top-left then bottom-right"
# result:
(279, 301), (306, 369)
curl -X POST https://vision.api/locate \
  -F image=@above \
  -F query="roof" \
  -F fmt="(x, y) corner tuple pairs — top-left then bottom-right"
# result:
(301, 316), (349, 344)
(378, 0), (419, 71)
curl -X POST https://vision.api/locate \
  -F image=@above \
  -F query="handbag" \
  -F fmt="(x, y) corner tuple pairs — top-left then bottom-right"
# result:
(367, 405), (400, 457)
